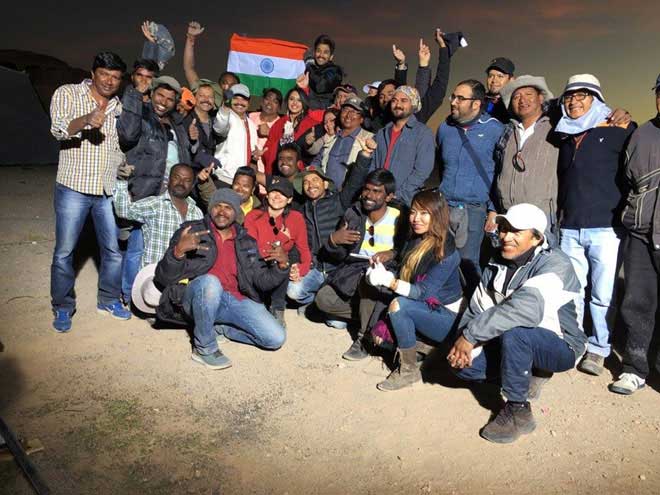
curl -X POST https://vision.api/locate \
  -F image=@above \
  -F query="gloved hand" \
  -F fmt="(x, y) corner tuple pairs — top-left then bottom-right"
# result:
(367, 262), (395, 288)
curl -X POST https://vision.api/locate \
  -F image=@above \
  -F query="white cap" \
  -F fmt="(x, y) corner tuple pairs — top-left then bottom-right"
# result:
(229, 83), (251, 99)
(495, 203), (547, 235)
(562, 74), (604, 102)
(362, 81), (382, 94)
(131, 263), (162, 315)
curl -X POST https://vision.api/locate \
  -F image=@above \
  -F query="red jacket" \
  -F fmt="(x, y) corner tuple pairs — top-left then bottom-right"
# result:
(262, 112), (323, 174)
(244, 207), (312, 277)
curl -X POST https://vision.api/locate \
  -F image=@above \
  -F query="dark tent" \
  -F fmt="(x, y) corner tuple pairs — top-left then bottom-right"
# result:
(0, 66), (59, 165)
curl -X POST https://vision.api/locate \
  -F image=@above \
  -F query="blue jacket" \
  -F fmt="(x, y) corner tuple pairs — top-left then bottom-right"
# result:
(371, 114), (435, 206)
(437, 114), (504, 209)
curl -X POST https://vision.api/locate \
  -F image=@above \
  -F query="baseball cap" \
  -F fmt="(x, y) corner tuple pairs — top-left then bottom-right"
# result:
(486, 57), (515, 76)
(362, 80), (382, 94)
(341, 95), (364, 113)
(229, 83), (251, 99)
(267, 176), (294, 198)
(152, 75), (182, 95)
(301, 165), (332, 183)
(495, 203), (547, 235)
(333, 83), (358, 96)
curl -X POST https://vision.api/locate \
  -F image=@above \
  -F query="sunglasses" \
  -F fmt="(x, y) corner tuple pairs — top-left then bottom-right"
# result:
(367, 225), (375, 247)
(269, 216), (285, 236)
(513, 152), (526, 172)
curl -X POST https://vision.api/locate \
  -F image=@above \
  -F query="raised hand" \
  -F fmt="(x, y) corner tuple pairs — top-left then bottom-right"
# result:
(251, 147), (267, 163)
(296, 72), (309, 90)
(257, 122), (271, 138)
(174, 225), (210, 257)
(357, 137), (377, 157)
(434, 28), (446, 48)
(87, 100), (107, 128)
(188, 118), (199, 141)
(197, 164), (214, 183)
(419, 38), (431, 68)
(392, 44), (406, 66)
(187, 21), (205, 38)
(141, 21), (156, 43)
(305, 130), (316, 146)
(331, 221), (361, 245)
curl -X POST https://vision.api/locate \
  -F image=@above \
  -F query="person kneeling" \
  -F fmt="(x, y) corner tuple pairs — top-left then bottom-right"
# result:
(367, 189), (463, 391)
(154, 189), (290, 369)
(448, 203), (586, 443)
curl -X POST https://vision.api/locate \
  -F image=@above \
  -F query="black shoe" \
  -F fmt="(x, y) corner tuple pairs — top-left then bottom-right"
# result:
(342, 338), (368, 361)
(480, 401), (536, 444)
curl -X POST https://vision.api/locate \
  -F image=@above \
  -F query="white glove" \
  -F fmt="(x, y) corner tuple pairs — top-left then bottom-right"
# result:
(367, 262), (395, 288)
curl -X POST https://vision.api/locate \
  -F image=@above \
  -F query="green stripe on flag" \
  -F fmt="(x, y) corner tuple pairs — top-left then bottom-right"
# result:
(236, 73), (297, 98)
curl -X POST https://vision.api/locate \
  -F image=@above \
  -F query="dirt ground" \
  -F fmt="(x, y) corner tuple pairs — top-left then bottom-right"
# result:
(0, 165), (659, 495)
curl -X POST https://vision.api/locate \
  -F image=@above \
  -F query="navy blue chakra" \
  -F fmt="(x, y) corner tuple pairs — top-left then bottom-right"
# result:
(260, 58), (275, 74)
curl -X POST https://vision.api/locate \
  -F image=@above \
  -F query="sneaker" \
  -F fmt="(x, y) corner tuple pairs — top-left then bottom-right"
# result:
(214, 324), (228, 344)
(52, 309), (72, 333)
(191, 349), (232, 370)
(610, 373), (646, 395)
(578, 352), (605, 376)
(325, 319), (348, 330)
(97, 301), (132, 320)
(342, 338), (368, 361)
(480, 401), (537, 444)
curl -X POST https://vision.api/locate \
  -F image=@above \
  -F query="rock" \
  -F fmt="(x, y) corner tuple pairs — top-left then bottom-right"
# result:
(550, 430), (557, 437)
(640, 474), (646, 481)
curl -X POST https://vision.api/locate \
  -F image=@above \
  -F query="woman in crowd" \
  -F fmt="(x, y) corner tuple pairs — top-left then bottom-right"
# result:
(366, 189), (463, 391)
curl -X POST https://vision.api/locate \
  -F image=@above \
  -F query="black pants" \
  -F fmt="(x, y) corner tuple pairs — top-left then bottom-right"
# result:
(620, 235), (660, 378)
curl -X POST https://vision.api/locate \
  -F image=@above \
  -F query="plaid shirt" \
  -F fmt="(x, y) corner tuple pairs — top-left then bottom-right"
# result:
(50, 80), (123, 195)
(113, 181), (203, 267)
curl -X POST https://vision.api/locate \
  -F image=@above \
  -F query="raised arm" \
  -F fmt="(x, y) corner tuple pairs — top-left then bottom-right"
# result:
(183, 21), (205, 87)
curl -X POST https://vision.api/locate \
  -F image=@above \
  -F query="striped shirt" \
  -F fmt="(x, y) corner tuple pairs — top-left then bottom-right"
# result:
(50, 80), (123, 195)
(359, 206), (400, 257)
(113, 181), (203, 267)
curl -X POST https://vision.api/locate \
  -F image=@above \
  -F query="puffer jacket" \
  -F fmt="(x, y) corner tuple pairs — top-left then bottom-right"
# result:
(621, 116), (660, 249)
(154, 216), (289, 324)
(306, 61), (344, 109)
(117, 86), (191, 201)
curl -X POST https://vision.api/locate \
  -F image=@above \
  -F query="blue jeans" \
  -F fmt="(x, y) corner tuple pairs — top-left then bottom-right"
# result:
(51, 183), (122, 312)
(461, 204), (487, 291)
(560, 227), (620, 357)
(454, 327), (576, 402)
(182, 275), (286, 355)
(388, 297), (458, 349)
(120, 225), (144, 303)
(287, 268), (326, 304)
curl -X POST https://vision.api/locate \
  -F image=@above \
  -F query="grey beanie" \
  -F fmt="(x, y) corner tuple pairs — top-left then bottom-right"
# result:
(208, 188), (244, 223)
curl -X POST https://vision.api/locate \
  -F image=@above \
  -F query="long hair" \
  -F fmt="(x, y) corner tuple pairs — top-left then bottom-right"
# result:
(399, 190), (449, 282)
(285, 88), (309, 128)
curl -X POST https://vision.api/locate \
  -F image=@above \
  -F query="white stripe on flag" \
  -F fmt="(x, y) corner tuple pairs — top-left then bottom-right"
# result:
(227, 51), (305, 80)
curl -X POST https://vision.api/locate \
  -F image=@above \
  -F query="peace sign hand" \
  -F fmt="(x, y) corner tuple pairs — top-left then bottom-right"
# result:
(174, 225), (211, 258)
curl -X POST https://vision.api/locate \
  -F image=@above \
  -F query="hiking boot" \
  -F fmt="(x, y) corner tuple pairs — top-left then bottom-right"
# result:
(578, 352), (605, 376)
(271, 309), (287, 329)
(528, 376), (551, 402)
(97, 300), (132, 320)
(342, 337), (368, 361)
(480, 401), (537, 443)
(609, 373), (646, 395)
(52, 309), (72, 333)
(191, 349), (232, 370)
(377, 348), (422, 391)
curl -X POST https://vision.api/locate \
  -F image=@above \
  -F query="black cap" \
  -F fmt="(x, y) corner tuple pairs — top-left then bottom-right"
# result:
(486, 57), (515, 76)
(266, 175), (294, 198)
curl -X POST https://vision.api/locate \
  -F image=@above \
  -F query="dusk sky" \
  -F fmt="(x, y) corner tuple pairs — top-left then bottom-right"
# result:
(6, 0), (660, 125)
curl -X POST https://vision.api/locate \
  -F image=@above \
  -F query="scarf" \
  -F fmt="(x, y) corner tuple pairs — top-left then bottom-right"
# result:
(555, 98), (611, 135)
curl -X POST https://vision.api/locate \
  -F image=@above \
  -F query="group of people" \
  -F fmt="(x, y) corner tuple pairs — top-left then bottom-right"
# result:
(47, 21), (660, 444)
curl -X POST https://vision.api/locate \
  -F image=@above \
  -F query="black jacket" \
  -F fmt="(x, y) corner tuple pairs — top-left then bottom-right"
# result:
(302, 152), (372, 273)
(154, 216), (289, 324)
(322, 202), (408, 298)
(183, 110), (221, 172)
(306, 61), (344, 110)
(117, 86), (192, 200)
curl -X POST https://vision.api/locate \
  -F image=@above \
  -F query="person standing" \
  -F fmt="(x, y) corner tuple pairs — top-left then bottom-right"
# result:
(50, 52), (130, 332)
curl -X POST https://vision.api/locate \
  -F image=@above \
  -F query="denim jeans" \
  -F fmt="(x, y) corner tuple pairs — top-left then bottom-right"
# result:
(560, 227), (620, 357)
(51, 183), (122, 312)
(287, 268), (326, 305)
(388, 297), (458, 349)
(454, 327), (576, 402)
(460, 204), (487, 291)
(182, 274), (286, 355)
(120, 225), (144, 303)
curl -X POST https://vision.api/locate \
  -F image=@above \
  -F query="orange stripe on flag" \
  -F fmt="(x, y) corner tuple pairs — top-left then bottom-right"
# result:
(230, 33), (308, 60)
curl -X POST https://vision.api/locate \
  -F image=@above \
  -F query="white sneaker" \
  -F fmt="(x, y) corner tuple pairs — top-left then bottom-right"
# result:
(610, 373), (646, 395)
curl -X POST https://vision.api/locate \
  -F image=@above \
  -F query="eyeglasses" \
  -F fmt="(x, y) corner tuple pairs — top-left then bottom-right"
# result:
(512, 152), (526, 172)
(450, 94), (478, 103)
(269, 216), (284, 236)
(367, 225), (375, 247)
(562, 92), (591, 103)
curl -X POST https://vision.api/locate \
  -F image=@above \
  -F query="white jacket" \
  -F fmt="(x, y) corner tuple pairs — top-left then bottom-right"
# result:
(213, 108), (258, 185)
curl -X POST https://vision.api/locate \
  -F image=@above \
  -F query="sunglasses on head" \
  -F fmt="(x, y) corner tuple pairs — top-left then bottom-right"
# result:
(269, 216), (285, 236)
(367, 224), (375, 247)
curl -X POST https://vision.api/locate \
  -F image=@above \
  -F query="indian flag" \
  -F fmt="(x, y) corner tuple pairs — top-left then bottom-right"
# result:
(227, 34), (307, 96)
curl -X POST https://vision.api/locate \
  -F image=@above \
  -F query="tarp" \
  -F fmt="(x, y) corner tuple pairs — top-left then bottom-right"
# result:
(0, 66), (59, 165)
